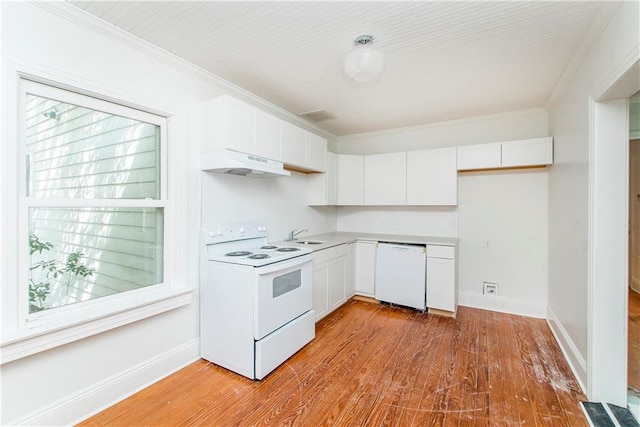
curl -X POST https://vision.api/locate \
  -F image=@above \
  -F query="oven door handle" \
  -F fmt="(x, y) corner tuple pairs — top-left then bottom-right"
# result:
(256, 254), (312, 275)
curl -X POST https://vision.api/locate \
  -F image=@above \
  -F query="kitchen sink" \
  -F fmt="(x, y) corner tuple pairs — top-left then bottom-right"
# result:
(295, 240), (325, 245)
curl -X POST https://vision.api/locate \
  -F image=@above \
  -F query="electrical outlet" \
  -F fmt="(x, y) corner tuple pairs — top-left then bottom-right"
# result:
(483, 282), (498, 295)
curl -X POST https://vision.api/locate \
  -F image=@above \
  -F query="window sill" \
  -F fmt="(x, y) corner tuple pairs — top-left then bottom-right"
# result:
(0, 287), (194, 364)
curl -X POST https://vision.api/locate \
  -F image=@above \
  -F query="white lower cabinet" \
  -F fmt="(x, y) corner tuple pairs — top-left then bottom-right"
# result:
(348, 241), (377, 297)
(426, 245), (457, 315)
(312, 245), (348, 321)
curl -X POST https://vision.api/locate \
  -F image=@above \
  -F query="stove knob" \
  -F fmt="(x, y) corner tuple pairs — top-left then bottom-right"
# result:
(208, 230), (216, 237)
(258, 226), (266, 232)
(239, 227), (245, 234)
(216, 229), (223, 236)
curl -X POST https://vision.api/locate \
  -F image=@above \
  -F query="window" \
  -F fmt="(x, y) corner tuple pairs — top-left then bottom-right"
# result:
(22, 81), (166, 316)
(0, 77), (192, 363)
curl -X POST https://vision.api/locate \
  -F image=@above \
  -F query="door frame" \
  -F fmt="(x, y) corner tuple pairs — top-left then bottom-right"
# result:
(588, 59), (639, 406)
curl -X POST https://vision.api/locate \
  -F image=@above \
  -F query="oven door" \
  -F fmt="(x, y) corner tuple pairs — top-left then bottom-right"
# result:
(253, 254), (312, 340)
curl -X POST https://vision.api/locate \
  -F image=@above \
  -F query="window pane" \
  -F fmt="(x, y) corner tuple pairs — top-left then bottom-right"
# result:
(25, 94), (160, 199)
(28, 207), (164, 313)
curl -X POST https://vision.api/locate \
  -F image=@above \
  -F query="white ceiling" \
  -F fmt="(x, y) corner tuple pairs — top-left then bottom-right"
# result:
(68, 1), (608, 137)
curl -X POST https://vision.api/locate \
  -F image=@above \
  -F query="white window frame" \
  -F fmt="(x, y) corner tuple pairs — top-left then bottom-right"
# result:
(0, 74), (193, 364)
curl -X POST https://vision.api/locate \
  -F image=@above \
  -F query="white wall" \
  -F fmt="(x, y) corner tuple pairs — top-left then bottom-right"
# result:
(458, 170), (548, 317)
(0, 2), (333, 425)
(546, 0), (639, 393)
(201, 171), (336, 241)
(337, 206), (457, 237)
(337, 109), (548, 154)
(336, 109), (549, 317)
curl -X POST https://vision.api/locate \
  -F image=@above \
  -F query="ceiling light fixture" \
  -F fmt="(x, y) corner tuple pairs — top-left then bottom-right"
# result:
(343, 35), (385, 82)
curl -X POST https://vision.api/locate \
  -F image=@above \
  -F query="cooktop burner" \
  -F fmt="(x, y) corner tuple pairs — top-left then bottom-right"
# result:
(226, 251), (252, 257)
(204, 224), (313, 267)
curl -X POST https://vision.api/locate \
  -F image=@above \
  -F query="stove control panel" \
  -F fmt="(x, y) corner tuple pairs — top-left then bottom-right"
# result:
(203, 223), (268, 245)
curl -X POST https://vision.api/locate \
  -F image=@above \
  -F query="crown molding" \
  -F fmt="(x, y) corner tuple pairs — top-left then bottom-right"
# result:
(31, 1), (335, 140)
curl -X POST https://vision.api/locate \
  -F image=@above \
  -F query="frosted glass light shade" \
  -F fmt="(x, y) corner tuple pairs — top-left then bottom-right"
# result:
(343, 44), (385, 82)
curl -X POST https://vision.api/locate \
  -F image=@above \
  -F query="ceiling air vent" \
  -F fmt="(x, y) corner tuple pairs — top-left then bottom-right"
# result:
(298, 109), (337, 122)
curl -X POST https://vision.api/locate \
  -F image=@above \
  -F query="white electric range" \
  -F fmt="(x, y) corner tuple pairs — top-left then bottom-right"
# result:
(200, 223), (315, 380)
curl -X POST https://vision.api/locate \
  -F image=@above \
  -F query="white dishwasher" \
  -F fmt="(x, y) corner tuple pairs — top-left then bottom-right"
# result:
(374, 242), (427, 310)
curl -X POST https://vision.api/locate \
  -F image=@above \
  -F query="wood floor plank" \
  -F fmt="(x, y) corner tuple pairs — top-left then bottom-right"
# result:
(78, 300), (588, 427)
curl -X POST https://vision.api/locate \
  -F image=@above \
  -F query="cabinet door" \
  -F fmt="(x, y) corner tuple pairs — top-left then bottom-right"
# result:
(346, 243), (357, 297)
(457, 143), (501, 170)
(254, 112), (282, 160)
(225, 98), (256, 154)
(426, 256), (456, 312)
(354, 241), (376, 296)
(201, 95), (255, 154)
(282, 124), (307, 166)
(337, 155), (364, 205)
(307, 151), (336, 206)
(364, 152), (407, 205)
(306, 133), (327, 172)
(312, 265), (329, 321)
(406, 148), (457, 205)
(328, 257), (347, 310)
(501, 137), (553, 167)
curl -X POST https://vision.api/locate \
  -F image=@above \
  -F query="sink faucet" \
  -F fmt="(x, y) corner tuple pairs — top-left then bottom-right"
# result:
(287, 228), (308, 241)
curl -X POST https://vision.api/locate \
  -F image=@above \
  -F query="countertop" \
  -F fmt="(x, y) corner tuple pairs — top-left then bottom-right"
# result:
(271, 231), (458, 252)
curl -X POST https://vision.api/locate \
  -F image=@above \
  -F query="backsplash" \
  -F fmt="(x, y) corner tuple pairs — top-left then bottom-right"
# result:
(336, 206), (458, 237)
(201, 170), (337, 242)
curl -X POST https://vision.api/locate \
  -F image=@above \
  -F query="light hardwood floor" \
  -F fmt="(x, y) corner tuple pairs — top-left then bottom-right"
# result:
(79, 300), (587, 426)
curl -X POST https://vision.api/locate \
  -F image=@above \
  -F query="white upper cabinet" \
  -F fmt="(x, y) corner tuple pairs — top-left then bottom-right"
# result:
(364, 152), (407, 205)
(201, 95), (256, 154)
(337, 155), (364, 205)
(282, 123), (307, 166)
(307, 152), (337, 205)
(406, 148), (457, 205)
(202, 95), (327, 172)
(282, 122), (327, 172)
(306, 133), (327, 172)
(457, 137), (553, 171)
(457, 142), (501, 170)
(254, 112), (282, 161)
(501, 137), (553, 168)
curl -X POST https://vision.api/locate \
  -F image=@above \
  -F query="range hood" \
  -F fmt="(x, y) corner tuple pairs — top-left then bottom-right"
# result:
(201, 149), (291, 178)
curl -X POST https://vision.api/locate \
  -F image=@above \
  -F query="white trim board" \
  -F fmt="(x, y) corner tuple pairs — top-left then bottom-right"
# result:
(547, 306), (587, 393)
(458, 291), (547, 319)
(8, 339), (201, 426)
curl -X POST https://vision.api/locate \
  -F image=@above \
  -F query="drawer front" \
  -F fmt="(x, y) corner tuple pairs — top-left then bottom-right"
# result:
(313, 244), (348, 264)
(255, 310), (315, 380)
(426, 245), (455, 259)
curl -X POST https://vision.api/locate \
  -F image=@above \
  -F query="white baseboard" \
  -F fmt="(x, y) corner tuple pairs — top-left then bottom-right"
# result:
(458, 291), (547, 318)
(10, 338), (201, 426)
(546, 306), (587, 393)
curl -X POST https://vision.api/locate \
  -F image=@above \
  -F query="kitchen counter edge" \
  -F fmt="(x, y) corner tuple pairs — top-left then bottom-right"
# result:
(271, 232), (458, 252)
